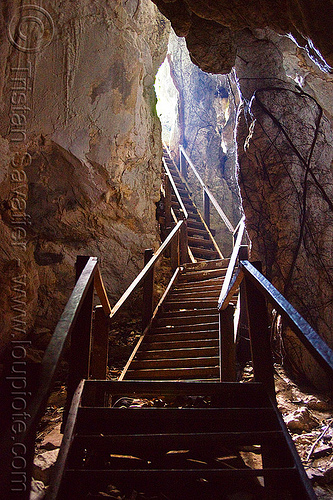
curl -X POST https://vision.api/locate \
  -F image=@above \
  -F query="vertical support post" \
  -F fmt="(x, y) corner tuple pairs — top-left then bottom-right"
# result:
(90, 305), (109, 379)
(237, 246), (250, 360)
(243, 263), (276, 401)
(142, 249), (154, 331)
(179, 220), (189, 264)
(171, 230), (179, 271)
(180, 147), (187, 179)
(219, 304), (236, 381)
(165, 175), (172, 229)
(65, 256), (94, 427)
(203, 189), (210, 228)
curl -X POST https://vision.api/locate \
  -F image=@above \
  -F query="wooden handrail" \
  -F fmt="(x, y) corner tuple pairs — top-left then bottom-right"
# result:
(15, 257), (99, 499)
(218, 216), (245, 309)
(240, 260), (333, 377)
(110, 220), (184, 320)
(22, 257), (98, 443)
(179, 145), (234, 233)
(162, 157), (188, 219)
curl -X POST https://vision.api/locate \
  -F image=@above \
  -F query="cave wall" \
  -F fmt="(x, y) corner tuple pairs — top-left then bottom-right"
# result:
(0, 0), (169, 358)
(152, 0), (333, 386)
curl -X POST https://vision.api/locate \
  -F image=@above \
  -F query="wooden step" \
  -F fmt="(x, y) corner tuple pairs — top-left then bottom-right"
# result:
(140, 338), (219, 351)
(169, 286), (221, 296)
(124, 366), (220, 380)
(187, 219), (206, 229)
(155, 314), (219, 327)
(188, 236), (216, 249)
(191, 247), (220, 259)
(162, 300), (219, 310)
(130, 356), (220, 370)
(152, 320), (219, 333)
(141, 331), (218, 343)
(159, 307), (219, 318)
(179, 268), (227, 282)
(173, 277), (224, 290)
(182, 259), (229, 271)
(76, 407), (279, 434)
(172, 283), (222, 294)
(134, 347), (219, 360)
(187, 227), (211, 238)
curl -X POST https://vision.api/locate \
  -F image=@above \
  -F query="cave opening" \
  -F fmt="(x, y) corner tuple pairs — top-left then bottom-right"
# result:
(154, 30), (242, 256)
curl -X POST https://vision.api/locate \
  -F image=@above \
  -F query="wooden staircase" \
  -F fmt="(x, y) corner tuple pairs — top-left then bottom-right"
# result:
(53, 380), (316, 499)
(122, 259), (234, 381)
(163, 149), (222, 261)
(15, 148), (331, 500)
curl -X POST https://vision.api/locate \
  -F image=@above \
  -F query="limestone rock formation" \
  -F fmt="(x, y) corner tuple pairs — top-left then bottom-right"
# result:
(0, 0), (169, 358)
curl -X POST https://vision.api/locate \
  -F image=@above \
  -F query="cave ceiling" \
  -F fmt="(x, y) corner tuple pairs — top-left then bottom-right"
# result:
(152, 0), (333, 73)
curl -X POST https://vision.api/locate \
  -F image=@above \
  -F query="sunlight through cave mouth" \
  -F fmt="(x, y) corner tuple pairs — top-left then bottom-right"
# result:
(154, 30), (242, 257)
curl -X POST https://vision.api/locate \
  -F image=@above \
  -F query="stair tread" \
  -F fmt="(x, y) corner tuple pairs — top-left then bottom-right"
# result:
(135, 347), (219, 359)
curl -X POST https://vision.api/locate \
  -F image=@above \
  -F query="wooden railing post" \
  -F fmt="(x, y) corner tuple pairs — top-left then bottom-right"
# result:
(65, 256), (95, 426)
(179, 220), (189, 264)
(142, 249), (154, 331)
(179, 146), (187, 179)
(171, 230), (179, 271)
(90, 305), (109, 379)
(203, 189), (210, 228)
(243, 262), (276, 401)
(219, 304), (236, 381)
(165, 175), (172, 229)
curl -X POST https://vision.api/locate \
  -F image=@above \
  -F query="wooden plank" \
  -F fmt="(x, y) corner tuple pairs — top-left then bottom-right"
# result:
(152, 322), (219, 334)
(166, 289), (220, 299)
(73, 430), (284, 453)
(94, 266), (112, 315)
(203, 189), (210, 228)
(67, 257), (94, 413)
(46, 380), (85, 500)
(135, 347), (219, 359)
(180, 219), (189, 264)
(174, 278), (224, 289)
(155, 314), (219, 327)
(76, 407), (278, 434)
(180, 268), (227, 281)
(130, 356), (220, 370)
(219, 304), (236, 382)
(144, 331), (218, 343)
(191, 248), (219, 258)
(243, 270), (276, 401)
(140, 339), (219, 350)
(188, 236), (216, 248)
(115, 366), (219, 380)
(81, 380), (271, 404)
(90, 305), (109, 379)
(164, 174), (172, 228)
(163, 300), (219, 310)
(160, 307), (219, 317)
(142, 249), (154, 331)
